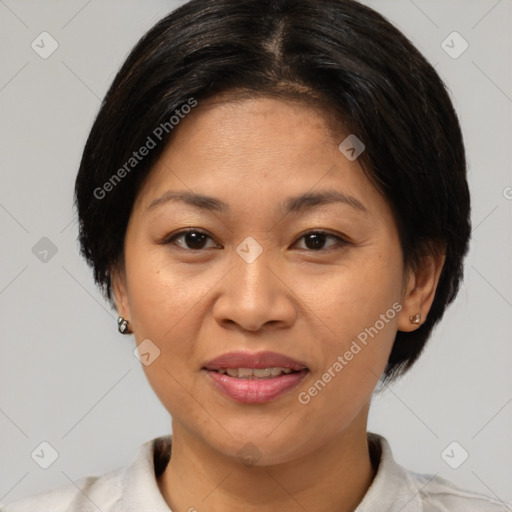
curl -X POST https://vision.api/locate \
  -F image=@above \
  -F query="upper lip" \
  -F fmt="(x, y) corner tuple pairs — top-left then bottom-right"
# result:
(203, 351), (308, 371)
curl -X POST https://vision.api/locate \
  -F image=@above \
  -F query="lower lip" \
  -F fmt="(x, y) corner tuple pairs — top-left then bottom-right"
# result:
(204, 369), (308, 403)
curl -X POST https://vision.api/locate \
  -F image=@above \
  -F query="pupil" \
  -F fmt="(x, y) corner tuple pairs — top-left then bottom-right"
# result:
(305, 233), (326, 250)
(183, 232), (327, 250)
(186, 232), (207, 249)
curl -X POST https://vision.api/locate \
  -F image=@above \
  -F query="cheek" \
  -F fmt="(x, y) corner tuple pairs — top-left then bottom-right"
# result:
(305, 250), (403, 340)
(296, 279), (400, 434)
(297, 250), (403, 397)
(125, 244), (208, 334)
(123, 251), (211, 392)
(124, 251), (211, 418)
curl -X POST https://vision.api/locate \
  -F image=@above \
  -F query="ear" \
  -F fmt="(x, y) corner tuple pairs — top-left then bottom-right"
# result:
(110, 263), (132, 323)
(397, 244), (446, 332)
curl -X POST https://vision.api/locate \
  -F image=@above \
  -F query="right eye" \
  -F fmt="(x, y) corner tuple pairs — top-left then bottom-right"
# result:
(163, 228), (220, 251)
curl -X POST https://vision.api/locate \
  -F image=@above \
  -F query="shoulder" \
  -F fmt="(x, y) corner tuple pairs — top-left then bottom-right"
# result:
(362, 433), (511, 512)
(0, 467), (125, 512)
(408, 470), (511, 512)
(0, 435), (172, 512)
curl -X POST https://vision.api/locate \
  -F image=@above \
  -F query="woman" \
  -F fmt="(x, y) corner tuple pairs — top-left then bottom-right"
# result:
(1, 0), (508, 510)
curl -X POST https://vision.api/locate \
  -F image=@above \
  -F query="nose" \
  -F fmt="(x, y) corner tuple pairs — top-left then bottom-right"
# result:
(212, 246), (297, 333)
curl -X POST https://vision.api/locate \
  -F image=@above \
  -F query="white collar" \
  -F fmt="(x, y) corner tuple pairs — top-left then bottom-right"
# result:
(118, 432), (424, 512)
(120, 436), (172, 511)
(355, 433), (425, 511)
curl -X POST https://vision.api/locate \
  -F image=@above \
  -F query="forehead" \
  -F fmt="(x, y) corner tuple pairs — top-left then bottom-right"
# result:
(132, 96), (386, 219)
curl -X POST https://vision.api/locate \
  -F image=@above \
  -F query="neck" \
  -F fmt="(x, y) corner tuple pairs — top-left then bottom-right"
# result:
(157, 419), (377, 512)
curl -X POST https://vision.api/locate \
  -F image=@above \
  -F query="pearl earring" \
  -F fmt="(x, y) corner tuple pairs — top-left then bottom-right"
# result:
(117, 316), (130, 334)
(409, 313), (421, 325)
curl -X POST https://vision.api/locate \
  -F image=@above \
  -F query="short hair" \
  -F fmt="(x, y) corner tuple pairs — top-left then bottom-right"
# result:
(74, 0), (471, 383)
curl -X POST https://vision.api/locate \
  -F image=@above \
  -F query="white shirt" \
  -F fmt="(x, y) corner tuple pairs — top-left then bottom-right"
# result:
(1, 433), (509, 511)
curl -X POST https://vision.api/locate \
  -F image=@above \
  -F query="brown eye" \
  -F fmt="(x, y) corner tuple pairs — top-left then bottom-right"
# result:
(165, 229), (218, 250)
(294, 231), (349, 251)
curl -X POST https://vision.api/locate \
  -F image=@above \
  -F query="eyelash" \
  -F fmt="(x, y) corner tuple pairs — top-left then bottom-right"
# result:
(162, 228), (350, 252)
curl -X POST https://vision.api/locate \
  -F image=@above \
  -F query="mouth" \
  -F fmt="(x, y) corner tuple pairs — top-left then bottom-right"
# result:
(212, 367), (301, 378)
(202, 351), (309, 403)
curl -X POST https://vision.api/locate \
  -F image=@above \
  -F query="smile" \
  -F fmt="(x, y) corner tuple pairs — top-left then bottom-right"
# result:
(213, 367), (297, 378)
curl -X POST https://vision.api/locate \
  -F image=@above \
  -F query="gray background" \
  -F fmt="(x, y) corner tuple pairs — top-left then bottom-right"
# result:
(0, 0), (511, 506)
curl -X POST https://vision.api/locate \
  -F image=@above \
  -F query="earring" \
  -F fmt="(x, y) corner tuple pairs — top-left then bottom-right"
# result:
(409, 313), (421, 325)
(117, 316), (130, 334)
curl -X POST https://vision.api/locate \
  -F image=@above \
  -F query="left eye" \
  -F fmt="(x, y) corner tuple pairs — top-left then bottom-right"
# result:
(293, 231), (348, 251)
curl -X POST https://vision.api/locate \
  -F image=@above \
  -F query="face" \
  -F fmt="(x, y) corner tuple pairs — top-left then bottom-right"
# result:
(112, 96), (438, 465)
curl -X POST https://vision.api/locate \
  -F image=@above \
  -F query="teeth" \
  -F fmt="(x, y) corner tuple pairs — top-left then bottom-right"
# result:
(216, 367), (295, 378)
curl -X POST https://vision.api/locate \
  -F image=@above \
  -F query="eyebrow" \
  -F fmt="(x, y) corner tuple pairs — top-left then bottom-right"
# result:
(146, 188), (367, 215)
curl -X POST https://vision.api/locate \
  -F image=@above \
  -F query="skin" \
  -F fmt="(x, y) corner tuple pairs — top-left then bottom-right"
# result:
(111, 96), (445, 512)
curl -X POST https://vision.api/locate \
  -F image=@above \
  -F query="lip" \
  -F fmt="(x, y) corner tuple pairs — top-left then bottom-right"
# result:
(205, 369), (308, 403)
(203, 350), (308, 371)
(202, 351), (309, 404)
